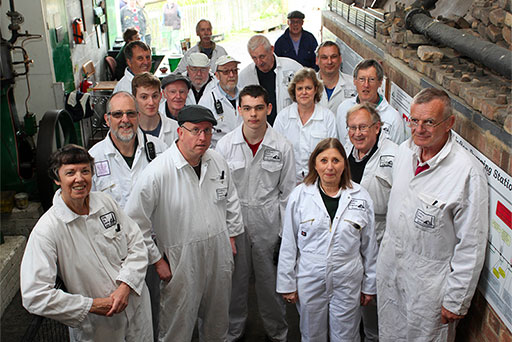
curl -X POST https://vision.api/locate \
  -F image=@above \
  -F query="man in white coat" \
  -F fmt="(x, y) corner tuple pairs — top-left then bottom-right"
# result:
(21, 144), (152, 342)
(238, 34), (302, 126)
(216, 85), (296, 342)
(89, 91), (166, 209)
(113, 41), (152, 94)
(377, 88), (489, 341)
(336, 59), (406, 152)
(346, 103), (398, 342)
(316, 40), (356, 113)
(183, 52), (215, 104)
(124, 105), (244, 342)
(175, 19), (227, 74)
(133, 72), (178, 147)
(199, 55), (243, 148)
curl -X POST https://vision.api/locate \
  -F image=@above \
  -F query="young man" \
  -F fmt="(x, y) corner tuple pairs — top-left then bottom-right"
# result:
(132, 72), (178, 147)
(216, 85), (296, 342)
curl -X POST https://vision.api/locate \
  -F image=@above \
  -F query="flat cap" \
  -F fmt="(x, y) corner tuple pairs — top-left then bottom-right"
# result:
(188, 52), (210, 67)
(178, 105), (217, 126)
(287, 10), (305, 19)
(161, 73), (191, 90)
(215, 55), (241, 71)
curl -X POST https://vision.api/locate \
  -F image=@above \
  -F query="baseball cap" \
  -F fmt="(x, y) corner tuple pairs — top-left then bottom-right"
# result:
(215, 55), (241, 71)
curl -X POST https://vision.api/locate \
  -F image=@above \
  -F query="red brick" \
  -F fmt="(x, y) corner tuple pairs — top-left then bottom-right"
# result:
(501, 149), (510, 172)
(487, 306), (502, 335)
(499, 326), (512, 342)
(481, 99), (508, 120)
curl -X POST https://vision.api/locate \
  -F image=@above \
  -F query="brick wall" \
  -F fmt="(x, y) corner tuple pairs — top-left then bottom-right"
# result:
(0, 236), (27, 317)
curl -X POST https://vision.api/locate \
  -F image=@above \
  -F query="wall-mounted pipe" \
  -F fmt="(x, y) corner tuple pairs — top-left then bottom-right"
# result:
(405, 8), (512, 80)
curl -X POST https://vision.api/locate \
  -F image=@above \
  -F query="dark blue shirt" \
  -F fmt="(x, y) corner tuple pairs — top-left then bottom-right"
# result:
(274, 28), (318, 70)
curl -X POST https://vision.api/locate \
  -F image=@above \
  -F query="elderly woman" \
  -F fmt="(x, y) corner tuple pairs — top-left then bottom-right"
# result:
(20, 144), (152, 342)
(273, 68), (337, 183)
(276, 138), (378, 342)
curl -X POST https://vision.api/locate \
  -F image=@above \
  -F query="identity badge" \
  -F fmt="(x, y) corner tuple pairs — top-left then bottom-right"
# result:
(95, 160), (110, 177)
(100, 212), (117, 229)
(216, 187), (228, 200)
(414, 209), (435, 229)
(344, 89), (356, 98)
(263, 149), (282, 162)
(379, 155), (394, 168)
(348, 199), (367, 211)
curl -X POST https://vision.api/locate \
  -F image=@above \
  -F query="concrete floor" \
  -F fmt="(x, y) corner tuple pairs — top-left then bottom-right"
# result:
(1, 281), (301, 342)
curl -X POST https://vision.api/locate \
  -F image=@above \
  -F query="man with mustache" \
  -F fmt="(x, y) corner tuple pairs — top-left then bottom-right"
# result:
(89, 91), (166, 209)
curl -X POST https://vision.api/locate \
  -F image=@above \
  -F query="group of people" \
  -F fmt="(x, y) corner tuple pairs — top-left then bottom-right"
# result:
(20, 11), (489, 342)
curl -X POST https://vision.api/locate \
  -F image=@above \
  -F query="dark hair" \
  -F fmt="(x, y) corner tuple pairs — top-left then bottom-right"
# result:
(353, 59), (384, 81)
(123, 27), (139, 43)
(125, 41), (150, 61)
(303, 138), (352, 189)
(287, 68), (323, 103)
(315, 40), (341, 56)
(132, 72), (161, 96)
(239, 85), (270, 105)
(412, 88), (452, 119)
(48, 144), (94, 181)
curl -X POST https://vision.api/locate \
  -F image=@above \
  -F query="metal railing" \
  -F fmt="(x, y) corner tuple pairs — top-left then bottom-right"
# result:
(328, 0), (385, 38)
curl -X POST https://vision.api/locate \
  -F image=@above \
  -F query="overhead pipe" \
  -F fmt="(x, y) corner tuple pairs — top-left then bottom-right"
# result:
(405, 5), (512, 79)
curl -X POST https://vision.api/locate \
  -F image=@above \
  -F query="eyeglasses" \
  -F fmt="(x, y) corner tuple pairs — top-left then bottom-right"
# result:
(408, 116), (451, 129)
(355, 77), (379, 84)
(347, 122), (377, 132)
(188, 67), (209, 73)
(217, 68), (239, 76)
(108, 110), (138, 119)
(240, 105), (267, 113)
(181, 125), (213, 136)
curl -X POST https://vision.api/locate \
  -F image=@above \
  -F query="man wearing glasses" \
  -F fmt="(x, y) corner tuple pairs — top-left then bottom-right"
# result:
(199, 55), (243, 147)
(125, 105), (244, 342)
(376, 88), (488, 341)
(346, 102), (398, 341)
(274, 10), (318, 70)
(184, 52), (215, 104)
(336, 59), (406, 153)
(89, 91), (166, 209)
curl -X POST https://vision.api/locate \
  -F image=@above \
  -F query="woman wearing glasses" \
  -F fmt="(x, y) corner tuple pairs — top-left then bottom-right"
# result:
(276, 138), (378, 342)
(21, 145), (153, 341)
(273, 68), (338, 184)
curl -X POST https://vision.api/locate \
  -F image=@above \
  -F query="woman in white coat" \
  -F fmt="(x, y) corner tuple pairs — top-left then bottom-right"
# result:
(20, 145), (152, 342)
(273, 68), (337, 184)
(277, 138), (378, 342)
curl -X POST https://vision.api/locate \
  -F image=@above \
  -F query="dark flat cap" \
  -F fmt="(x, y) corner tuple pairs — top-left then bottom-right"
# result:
(178, 105), (217, 126)
(287, 10), (305, 19)
(161, 73), (191, 90)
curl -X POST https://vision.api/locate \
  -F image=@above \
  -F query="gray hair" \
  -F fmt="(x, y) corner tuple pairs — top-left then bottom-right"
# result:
(195, 19), (212, 34)
(353, 59), (384, 81)
(315, 40), (341, 57)
(107, 91), (139, 114)
(247, 35), (272, 53)
(412, 88), (452, 119)
(346, 102), (381, 126)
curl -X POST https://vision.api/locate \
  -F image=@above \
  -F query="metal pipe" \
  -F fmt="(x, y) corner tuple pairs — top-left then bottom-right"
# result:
(405, 10), (512, 79)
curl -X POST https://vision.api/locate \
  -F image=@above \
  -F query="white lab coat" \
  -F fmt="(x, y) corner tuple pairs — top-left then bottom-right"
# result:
(199, 81), (242, 148)
(317, 70), (357, 114)
(216, 124), (296, 341)
(175, 43), (227, 74)
(158, 95), (197, 119)
(89, 129), (167, 209)
(352, 134), (398, 245)
(124, 143), (244, 342)
(183, 73), (216, 105)
(113, 68), (134, 94)
(277, 181), (378, 342)
(376, 133), (489, 342)
(337, 96), (407, 153)
(238, 55), (303, 114)
(157, 112), (179, 147)
(273, 103), (338, 183)
(20, 191), (152, 342)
